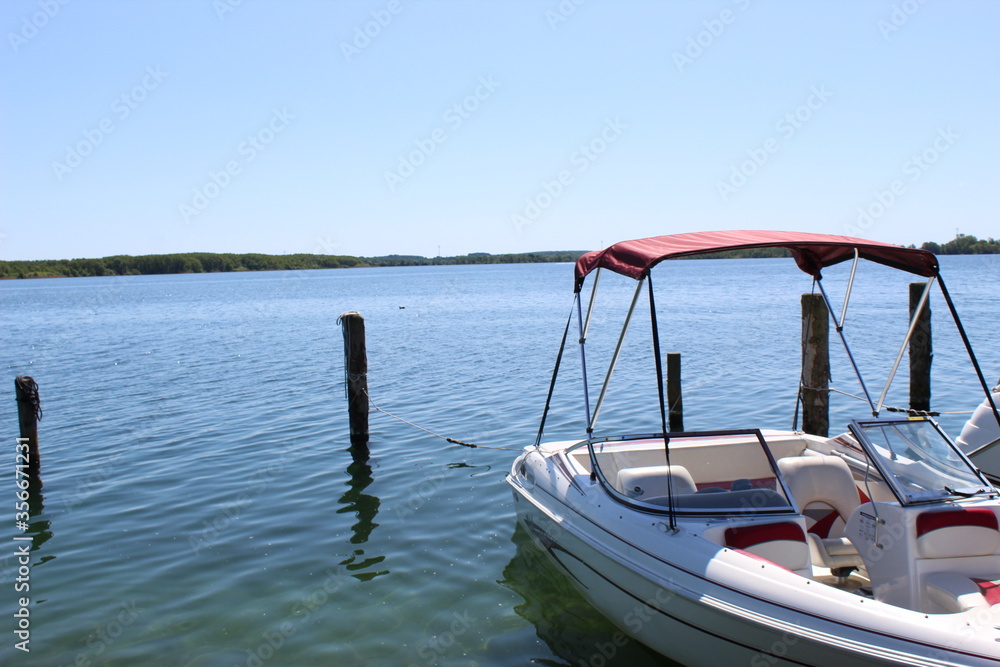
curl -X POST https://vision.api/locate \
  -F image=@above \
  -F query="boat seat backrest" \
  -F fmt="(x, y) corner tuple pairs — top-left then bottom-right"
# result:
(724, 521), (810, 573)
(776, 455), (865, 570)
(917, 509), (1000, 613)
(617, 465), (696, 500)
(777, 455), (859, 526)
(916, 508), (1000, 559)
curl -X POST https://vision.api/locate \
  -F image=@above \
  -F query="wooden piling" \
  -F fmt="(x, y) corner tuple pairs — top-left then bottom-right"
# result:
(338, 312), (369, 447)
(667, 353), (683, 432)
(14, 376), (41, 476)
(801, 294), (830, 437)
(909, 282), (932, 412)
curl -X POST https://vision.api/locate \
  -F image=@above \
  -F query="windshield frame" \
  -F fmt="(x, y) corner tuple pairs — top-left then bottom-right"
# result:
(581, 429), (800, 517)
(848, 417), (996, 506)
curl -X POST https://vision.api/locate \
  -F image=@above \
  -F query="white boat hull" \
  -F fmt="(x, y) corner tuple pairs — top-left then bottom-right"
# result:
(508, 232), (1000, 666)
(509, 445), (1000, 666)
(959, 391), (1000, 480)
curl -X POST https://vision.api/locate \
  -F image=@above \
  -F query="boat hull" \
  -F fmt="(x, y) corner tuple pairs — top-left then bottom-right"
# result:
(959, 391), (1000, 481)
(509, 451), (1000, 667)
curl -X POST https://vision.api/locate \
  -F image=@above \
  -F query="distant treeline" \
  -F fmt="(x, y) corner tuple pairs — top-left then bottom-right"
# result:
(690, 235), (1000, 259)
(0, 250), (585, 279)
(2, 236), (996, 279)
(0, 253), (365, 279)
(360, 251), (585, 267)
(920, 234), (1000, 255)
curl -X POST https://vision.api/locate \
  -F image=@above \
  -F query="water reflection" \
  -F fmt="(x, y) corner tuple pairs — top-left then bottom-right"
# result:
(23, 466), (54, 555)
(25, 515), (54, 555)
(14, 376), (53, 554)
(1, 469), (53, 603)
(500, 523), (673, 667)
(335, 445), (387, 580)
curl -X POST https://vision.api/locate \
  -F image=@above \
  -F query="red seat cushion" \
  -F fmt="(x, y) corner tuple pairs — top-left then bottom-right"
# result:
(916, 508), (998, 536)
(916, 509), (1000, 559)
(725, 522), (805, 549)
(972, 578), (1000, 607)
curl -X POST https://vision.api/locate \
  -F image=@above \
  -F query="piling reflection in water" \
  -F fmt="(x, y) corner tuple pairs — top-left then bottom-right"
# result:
(500, 523), (674, 667)
(14, 375), (52, 553)
(336, 446), (387, 581)
(25, 475), (53, 555)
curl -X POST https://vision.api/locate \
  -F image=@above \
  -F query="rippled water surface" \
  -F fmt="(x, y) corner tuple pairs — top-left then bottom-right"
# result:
(1, 256), (997, 666)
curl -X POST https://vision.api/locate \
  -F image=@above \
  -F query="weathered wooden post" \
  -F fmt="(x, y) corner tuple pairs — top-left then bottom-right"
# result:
(909, 282), (932, 412)
(801, 294), (830, 437)
(15, 376), (41, 476)
(338, 312), (369, 447)
(667, 353), (683, 432)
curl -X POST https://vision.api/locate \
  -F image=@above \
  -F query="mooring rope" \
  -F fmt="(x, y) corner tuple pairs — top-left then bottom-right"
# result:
(15, 376), (42, 421)
(363, 390), (524, 452)
(799, 384), (974, 417)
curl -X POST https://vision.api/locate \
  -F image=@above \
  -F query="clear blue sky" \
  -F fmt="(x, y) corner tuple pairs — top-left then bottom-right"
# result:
(2, 0), (997, 260)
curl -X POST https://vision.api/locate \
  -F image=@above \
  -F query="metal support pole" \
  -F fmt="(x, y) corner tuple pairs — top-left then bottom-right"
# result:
(589, 278), (644, 433)
(816, 279), (877, 415)
(876, 277), (935, 415)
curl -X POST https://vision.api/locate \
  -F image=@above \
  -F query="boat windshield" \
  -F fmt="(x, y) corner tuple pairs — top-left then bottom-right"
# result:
(849, 418), (995, 505)
(584, 430), (796, 516)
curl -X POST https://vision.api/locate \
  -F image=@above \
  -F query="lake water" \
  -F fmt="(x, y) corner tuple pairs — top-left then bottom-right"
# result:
(1, 255), (997, 666)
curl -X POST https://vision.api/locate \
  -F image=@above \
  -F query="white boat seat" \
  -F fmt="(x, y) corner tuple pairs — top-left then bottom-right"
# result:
(724, 521), (811, 573)
(926, 573), (1000, 613)
(916, 508), (1000, 559)
(777, 455), (864, 570)
(917, 508), (1000, 613)
(665, 488), (789, 510)
(820, 536), (858, 557)
(617, 465), (696, 500)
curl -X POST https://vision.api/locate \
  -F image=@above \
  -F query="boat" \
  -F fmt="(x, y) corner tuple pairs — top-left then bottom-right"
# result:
(958, 382), (1000, 483)
(507, 231), (1000, 666)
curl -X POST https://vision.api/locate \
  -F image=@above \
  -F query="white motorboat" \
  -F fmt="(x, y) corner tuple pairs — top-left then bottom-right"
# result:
(958, 384), (1000, 482)
(507, 231), (1000, 666)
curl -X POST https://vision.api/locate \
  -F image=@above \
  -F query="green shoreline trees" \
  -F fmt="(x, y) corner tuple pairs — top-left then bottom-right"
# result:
(0, 250), (584, 279)
(1, 235), (996, 279)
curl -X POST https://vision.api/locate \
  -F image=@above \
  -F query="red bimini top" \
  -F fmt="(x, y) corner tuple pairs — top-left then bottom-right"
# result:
(574, 230), (938, 291)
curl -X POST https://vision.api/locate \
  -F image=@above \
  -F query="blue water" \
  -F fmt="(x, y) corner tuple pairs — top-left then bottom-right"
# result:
(0, 256), (997, 666)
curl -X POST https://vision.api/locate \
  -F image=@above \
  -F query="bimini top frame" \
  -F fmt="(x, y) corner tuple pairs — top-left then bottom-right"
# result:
(573, 229), (939, 291)
(535, 230), (999, 458)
